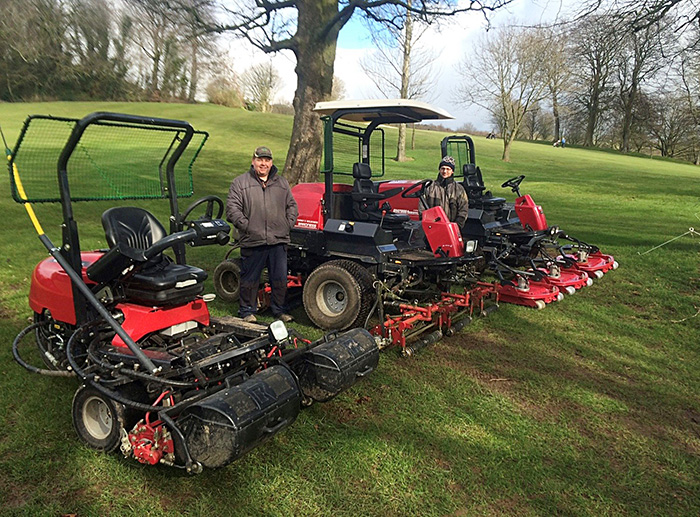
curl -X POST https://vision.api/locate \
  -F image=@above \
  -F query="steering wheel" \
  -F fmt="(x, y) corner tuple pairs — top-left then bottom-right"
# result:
(181, 195), (225, 226)
(501, 175), (525, 191)
(402, 179), (433, 199)
(501, 175), (525, 190)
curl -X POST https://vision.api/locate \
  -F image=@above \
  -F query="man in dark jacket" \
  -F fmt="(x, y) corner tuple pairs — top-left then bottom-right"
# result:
(419, 155), (469, 227)
(226, 146), (299, 323)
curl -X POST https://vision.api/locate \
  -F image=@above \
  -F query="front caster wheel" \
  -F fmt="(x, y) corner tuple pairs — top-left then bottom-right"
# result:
(213, 259), (241, 302)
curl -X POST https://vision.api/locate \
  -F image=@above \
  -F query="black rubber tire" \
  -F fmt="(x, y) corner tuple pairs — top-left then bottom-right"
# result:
(302, 260), (375, 331)
(33, 311), (71, 371)
(72, 385), (127, 452)
(213, 259), (241, 303)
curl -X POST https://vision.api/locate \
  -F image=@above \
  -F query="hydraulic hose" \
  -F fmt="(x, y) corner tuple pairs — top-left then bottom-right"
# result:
(12, 321), (75, 377)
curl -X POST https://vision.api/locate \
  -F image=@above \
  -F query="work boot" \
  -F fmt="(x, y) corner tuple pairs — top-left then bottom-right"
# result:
(276, 313), (294, 323)
(242, 314), (257, 323)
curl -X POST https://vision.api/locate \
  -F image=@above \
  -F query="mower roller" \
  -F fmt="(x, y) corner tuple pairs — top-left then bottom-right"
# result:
(213, 100), (498, 354)
(8, 112), (378, 472)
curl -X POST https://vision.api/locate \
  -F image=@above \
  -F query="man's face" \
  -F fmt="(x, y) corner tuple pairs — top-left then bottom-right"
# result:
(252, 156), (273, 177)
(439, 165), (454, 179)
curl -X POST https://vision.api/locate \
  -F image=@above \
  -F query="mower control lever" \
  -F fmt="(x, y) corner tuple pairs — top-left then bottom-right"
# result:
(143, 229), (199, 260)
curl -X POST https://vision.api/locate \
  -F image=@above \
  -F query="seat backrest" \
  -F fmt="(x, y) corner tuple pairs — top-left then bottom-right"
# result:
(352, 163), (375, 194)
(463, 163), (484, 189)
(352, 163), (378, 219)
(102, 207), (168, 253)
(462, 163), (487, 200)
(352, 162), (372, 181)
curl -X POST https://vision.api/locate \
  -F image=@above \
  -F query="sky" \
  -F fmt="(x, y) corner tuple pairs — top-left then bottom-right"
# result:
(224, 0), (573, 131)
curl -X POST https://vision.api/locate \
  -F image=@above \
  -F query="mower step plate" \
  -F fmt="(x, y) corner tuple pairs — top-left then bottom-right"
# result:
(209, 316), (268, 339)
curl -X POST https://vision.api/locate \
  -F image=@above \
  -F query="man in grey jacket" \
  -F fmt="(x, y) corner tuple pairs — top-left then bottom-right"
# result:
(226, 146), (299, 323)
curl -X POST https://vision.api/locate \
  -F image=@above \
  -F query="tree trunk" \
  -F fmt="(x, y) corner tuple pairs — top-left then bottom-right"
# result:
(584, 96), (598, 147)
(620, 90), (634, 153)
(283, 0), (340, 185)
(396, 123), (407, 161)
(188, 38), (198, 103)
(395, 3), (412, 162)
(552, 92), (560, 142)
(501, 133), (513, 162)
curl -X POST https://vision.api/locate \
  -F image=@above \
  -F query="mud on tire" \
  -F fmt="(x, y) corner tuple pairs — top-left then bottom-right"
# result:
(302, 260), (375, 331)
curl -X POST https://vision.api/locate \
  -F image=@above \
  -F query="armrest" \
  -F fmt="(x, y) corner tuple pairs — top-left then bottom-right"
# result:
(351, 191), (386, 201)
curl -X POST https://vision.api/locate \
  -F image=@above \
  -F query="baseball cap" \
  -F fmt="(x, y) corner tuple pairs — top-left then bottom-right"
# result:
(254, 146), (273, 159)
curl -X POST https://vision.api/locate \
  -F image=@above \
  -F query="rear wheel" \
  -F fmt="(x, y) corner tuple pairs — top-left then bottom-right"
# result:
(302, 260), (375, 331)
(213, 259), (241, 302)
(72, 385), (127, 452)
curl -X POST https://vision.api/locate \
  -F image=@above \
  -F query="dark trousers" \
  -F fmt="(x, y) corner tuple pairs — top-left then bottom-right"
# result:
(239, 244), (288, 317)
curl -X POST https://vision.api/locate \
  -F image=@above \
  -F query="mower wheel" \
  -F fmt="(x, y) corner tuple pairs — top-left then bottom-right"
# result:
(213, 259), (241, 302)
(72, 385), (127, 452)
(303, 260), (375, 331)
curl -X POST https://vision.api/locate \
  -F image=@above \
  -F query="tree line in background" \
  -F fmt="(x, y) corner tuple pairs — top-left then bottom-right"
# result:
(0, 0), (295, 112)
(3, 0), (699, 166)
(459, 12), (700, 164)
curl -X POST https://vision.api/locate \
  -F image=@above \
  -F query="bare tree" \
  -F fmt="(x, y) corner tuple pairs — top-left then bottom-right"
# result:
(241, 62), (283, 112)
(614, 17), (670, 153)
(182, 0), (512, 184)
(539, 26), (571, 143)
(205, 60), (244, 107)
(457, 24), (550, 161)
(0, 0), (76, 100)
(360, 1), (434, 161)
(125, 0), (178, 98)
(582, 0), (700, 49)
(567, 14), (620, 146)
(330, 75), (347, 101)
(679, 40), (700, 163)
(647, 92), (693, 157)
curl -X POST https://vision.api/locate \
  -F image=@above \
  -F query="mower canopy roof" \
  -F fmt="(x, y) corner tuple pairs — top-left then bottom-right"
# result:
(313, 99), (454, 125)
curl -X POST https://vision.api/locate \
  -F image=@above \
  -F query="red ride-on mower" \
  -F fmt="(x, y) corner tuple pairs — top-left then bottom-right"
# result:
(213, 100), (498, 355)
(378, 135), (617, 308)
(8, 112), (379, 473)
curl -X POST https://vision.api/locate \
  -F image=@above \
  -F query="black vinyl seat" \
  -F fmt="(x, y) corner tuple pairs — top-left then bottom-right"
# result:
(351, 163), (409, 227)
(87, 207), (207, 305)
(462, 164), (506, 210)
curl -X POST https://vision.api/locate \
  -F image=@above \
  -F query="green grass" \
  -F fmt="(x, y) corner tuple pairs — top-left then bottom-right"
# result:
(0, 101), (699, 516)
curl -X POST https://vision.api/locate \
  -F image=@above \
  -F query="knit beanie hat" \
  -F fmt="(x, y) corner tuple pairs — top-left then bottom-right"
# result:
(438, 155), (456, 171)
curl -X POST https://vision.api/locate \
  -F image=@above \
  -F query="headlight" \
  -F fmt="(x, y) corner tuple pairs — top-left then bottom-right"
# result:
(268, 320), (289, 344)
(464, 240), (478, 253)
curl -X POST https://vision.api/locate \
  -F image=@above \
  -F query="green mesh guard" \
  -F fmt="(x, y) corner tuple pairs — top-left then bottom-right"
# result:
(323, 121), (385, 177)
(443, 139), (473, 178)
(9, 115), (207, 203)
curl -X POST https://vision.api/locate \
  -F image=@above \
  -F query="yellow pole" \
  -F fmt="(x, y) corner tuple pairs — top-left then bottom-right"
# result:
(7, 154), (45, 235)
